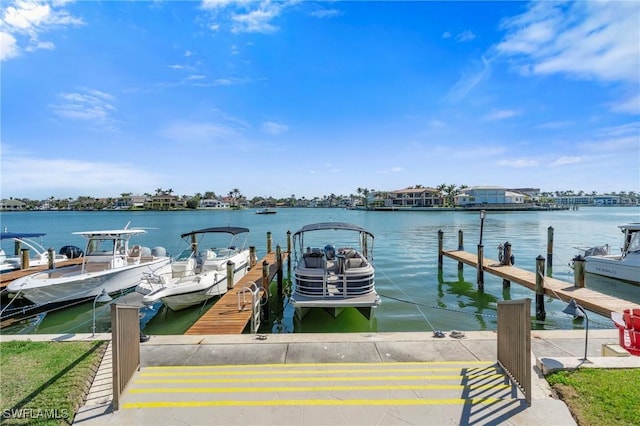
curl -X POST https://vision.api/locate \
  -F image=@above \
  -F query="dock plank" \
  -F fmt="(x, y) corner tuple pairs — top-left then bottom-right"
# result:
(186, 252), (289, 335)
(442, 250), (640, 317)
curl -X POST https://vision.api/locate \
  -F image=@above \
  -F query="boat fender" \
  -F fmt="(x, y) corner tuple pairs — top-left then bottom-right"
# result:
(510, 254), (515, 265)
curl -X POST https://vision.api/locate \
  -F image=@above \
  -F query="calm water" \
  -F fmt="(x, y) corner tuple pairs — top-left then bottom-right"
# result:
(1, 207), (639, 335)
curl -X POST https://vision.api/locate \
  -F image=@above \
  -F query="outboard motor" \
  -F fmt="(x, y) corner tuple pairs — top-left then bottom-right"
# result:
(151, 247), (167, 257)
(324, 244), (336, 260)
(59, 245), (84, 259)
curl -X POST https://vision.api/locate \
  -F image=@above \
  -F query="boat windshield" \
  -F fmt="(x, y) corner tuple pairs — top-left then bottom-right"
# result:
(627, 233), (640, 253)
(175, 249), (195, 261)
(86, 238), (117, 256)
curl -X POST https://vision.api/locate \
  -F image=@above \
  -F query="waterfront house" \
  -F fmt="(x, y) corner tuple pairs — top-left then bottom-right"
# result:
(199, 199), (229, 209)
(0, 199), (26, 211)
(455, 186), (525, 206)
(385, 187), (443, 208)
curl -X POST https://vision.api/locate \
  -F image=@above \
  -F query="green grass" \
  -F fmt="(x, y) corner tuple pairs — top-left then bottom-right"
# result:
(546, 368), (640, 426)
(0, 340), (107, 425)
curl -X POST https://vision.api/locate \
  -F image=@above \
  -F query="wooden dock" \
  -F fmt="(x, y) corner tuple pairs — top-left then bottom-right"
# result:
(442, 250), (640, 318)
(0, 258), (84, 289)
(186, 251), (289, 335)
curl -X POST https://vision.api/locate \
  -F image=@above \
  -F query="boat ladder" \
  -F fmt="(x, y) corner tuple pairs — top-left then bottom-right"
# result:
(237, 282), (266, 333)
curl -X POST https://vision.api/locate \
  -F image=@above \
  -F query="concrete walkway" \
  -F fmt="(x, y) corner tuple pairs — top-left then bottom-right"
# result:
(4, 330), (638, 425)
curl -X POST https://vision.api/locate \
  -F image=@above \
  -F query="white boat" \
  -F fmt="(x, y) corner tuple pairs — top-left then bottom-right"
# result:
(581, 223), (640, 285)
(0, 231), (75, 272)
(256, 208), (277, 215)
(290, 222), (380, 320)
(136, 226), (251, 311)
(6, 226), (171, 306)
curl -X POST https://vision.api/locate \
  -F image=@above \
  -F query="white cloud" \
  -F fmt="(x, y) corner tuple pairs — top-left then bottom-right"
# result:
(261, 121), (288, 135)
(310, 9), (341, 19)
(158, 121), (244, 146)
(456, 30), (476, 42)
(50, 89), (116, 123)
(445, 56), (491, 102)
(378, 166), (404, 174)
(483, 109), (520, 121)
(200, 0), (290, 34)
(0, 31), (18, 60)
(496, 1), (640, 83)
(0, 155), (157, 198)
(549, 156), (581, 167)
(608, 94), (640, 115)
(497, 158), (539, 168)
(0, 0), (84, 60)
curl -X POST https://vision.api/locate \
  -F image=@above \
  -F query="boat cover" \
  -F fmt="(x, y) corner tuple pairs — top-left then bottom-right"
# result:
(293, 222), (373, 238)
(181, 227), (250, 238)
(0, 231), (46, 240)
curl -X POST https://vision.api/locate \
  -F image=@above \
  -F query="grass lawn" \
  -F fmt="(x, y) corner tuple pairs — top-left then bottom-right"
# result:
(546, 368), (640, 426)
(0, 340), (107, 425)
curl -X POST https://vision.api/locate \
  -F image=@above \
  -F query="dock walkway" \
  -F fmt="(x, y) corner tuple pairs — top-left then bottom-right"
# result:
(186, 251), (289, 335)
(442, 250), (640, 317)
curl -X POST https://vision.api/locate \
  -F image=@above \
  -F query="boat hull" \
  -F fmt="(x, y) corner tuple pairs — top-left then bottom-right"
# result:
(585, 253), (640, 285)
(7, 258), (172, 306)
(140, 253), (250, 311)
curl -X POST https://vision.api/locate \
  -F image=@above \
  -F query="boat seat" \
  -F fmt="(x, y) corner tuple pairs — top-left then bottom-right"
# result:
(127, 245), (142, 264)
(346, 257), (365, 269)
(303, 254), (324, 269)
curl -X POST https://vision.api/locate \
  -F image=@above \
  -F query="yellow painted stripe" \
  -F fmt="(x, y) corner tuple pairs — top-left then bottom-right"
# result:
(144, 361), (494, 370)
(123, 397), (508, 409)
(129, 383), (510, 393)
(140, 366), (500, 377)
(135, 373), (504, 384)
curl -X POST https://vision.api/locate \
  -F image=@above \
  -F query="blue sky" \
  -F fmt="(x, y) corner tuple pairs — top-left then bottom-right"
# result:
(1, 0), (639, 200)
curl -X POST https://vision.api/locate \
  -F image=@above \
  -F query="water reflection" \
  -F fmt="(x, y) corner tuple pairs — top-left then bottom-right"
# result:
(436, 270), (498, 330)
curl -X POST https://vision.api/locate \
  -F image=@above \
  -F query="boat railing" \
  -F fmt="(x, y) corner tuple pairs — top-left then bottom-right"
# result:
(295, 269), (375, 298)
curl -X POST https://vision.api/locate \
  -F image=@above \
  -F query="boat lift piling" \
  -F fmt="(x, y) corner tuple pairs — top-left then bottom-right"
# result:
(547, 226), (554, 275)
(20, 249), (30, 269)
(276, 245), (283, 298)
(47, 248), (55, 269)
(573, 255), (586, 288)
(249, 246), (257, 268)
(261, 259), (270, 322)
(457, 230), (464, 271)
(535, 255), (546, 321)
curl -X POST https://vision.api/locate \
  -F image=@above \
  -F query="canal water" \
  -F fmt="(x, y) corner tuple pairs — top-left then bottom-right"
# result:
(1, 207), (639, 335)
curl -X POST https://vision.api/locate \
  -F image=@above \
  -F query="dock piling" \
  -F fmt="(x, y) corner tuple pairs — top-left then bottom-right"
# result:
(535, 255), (546, 321)
(477, 244), (484, 289)
(267, 232), (272, 254)
(573, 255), (585, 288)
(48, 247), (55, 269)
(20, 248), (30, 270)
(249, 246), (257, 268)
(547, 226), (554, 276)
(276, 245), (283, 298)
(437, 230), (444, 271)
(226, 261), (235, 290)
(261, 260), (270, 321)
(458, 230), (464, 271)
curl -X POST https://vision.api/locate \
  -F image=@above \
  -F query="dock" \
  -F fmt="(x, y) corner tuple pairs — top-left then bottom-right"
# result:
(442, 249), (640, 317)
(0, 258), (84, 289)
(186, 251), (289, 335)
